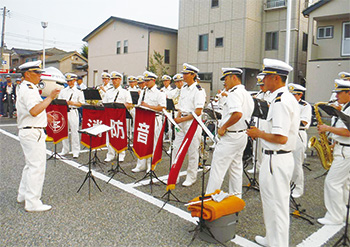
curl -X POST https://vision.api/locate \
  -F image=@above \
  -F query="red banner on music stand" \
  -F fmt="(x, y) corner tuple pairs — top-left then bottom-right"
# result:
(105, 107), (127, 153)
(133, 107), (156, 160)
(81, 107), (107, 149)
(46, 102), (68, 144)
(167, 120), (199, 191)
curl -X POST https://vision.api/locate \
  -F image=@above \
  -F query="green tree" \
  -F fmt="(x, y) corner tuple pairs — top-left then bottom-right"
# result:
(148, 51), (169, 86)
(80, 43), (88, 59)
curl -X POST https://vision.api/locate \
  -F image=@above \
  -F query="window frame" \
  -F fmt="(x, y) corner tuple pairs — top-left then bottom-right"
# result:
(341, 21), (350, 56)
(164, 49), (170, 64)
(215, 37), (224, 47)
(123, 40), (128, 54)
(199, 34), (209, 52)
(116, 41), (121, 54)
(265, 31), (279, 51)
(317, 26), (334, 39)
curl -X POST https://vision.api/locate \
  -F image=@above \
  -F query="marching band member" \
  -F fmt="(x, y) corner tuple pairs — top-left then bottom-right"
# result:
(288, 83), (312, 198)
(76, 76), (87, 90)
(248, 74), (270, 174)
(247, 59), (299, 247)
(170, 73), (184, 110)
(16, 60), (61, 212)
(161, 75), (175, 142)
(131, 71), (166, 173)
(103, 71), (133, 162)
(317, 79), (350, 225)
(127, 76), (139, 92)
(160, 75), (174, 96)
(98, 72), (112, 100)
(137, 75), (146, 92)
(206, 68), (254, 197)
(58, 73), (85, 158)
(172, 63), (206, 187)
(330, 72), (350, 102)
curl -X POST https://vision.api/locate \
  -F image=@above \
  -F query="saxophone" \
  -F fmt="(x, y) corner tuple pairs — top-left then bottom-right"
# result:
(308, 101), (335, 170)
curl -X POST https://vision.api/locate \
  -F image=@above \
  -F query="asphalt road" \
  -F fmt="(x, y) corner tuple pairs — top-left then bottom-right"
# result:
(0, 116), (348, 247)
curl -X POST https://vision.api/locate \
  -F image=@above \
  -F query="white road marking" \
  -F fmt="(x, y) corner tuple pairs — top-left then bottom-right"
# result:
(1, 127), (344, 246)
(0, 123), (18, 127)
(297, 224), (345, 247)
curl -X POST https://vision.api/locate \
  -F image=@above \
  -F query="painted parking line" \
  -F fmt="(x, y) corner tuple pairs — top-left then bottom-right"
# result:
(0, 127), (344, 247)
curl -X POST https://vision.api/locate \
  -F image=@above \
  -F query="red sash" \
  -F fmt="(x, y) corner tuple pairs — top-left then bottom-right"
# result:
(151, 117), (167, 170)
(46, 103), (68, 144)
(167, 120), (199, 191)
(133, 107), (155, 159)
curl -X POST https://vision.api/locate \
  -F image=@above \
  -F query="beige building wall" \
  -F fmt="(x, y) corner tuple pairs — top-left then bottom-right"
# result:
(305, 0), (350, 103)
(59, 54), (87, 74)
(149, 31), (178, 75)
(87, 21), (149, 87)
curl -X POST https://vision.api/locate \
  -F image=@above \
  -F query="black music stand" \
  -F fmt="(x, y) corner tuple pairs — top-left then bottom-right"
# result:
(157, 109), (184, 212)
(83, 88), (102, 101)
(46, 99), (68, 164)
(318, 104), (350, 131)
(188, 112), (225, 246)
(289, 183), (314, 225)
(133, 106), (166, 193)
(130, 91), (139, 105)
(103, 102), (135, 182)
(77, 124), (112, 199)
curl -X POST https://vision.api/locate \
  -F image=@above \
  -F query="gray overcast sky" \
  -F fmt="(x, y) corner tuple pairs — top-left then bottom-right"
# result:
(2, 0), (179, 52)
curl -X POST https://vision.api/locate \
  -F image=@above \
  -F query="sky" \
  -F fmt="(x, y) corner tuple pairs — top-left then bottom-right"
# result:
(1, 0), (179, 52)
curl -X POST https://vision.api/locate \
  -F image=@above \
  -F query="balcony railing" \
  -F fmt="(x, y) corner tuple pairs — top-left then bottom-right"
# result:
(266, 0), (286, 9)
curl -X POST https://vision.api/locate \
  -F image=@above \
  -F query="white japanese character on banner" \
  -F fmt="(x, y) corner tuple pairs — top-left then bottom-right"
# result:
(110, 120), (125, 139)
(137, 122), (150, 145)
(87, 119), (103, 137)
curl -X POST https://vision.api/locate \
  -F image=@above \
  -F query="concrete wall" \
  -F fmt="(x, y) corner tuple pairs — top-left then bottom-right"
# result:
(305, 0), (350, 103)
(305, 60), (350, 103)
(178, 0), (308, 97)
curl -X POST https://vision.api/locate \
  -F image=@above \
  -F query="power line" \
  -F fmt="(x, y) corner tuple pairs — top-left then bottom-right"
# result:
(6, 32), (83, 45)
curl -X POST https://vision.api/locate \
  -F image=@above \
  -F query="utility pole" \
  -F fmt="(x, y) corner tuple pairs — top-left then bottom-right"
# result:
(0, 6), (9, 71)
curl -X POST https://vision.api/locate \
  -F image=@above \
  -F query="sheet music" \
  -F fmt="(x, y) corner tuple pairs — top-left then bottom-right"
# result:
(191, 111), (217, 143)
(80, 124), (113, 136)
(162, 109), (182, 132)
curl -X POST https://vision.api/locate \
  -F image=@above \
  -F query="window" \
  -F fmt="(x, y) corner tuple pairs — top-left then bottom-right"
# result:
(215, 37), (224, 47)
(266, 0), (286, 8)
(124, 40), (128, 53)
(164, 49), (170, 64)
(199, 34), (209, 51)
(302, 32), (308, 52)
(93, 70), (98, 87)
(198, 73), (213, 90)
(317, 26), (333, 39)
(265, 31), (278, 50)
(211, 0), (219, 7)
(116, 41), (121, 54)
(342, 22), (350, 56)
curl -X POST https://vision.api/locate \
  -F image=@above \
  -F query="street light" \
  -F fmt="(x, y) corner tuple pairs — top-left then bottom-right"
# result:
(41, 21), (48, 69)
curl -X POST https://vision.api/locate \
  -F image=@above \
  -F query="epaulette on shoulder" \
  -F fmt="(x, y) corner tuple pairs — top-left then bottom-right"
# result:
(26, 84), (34, 89)
(299, 100), (307, 106)
(196, 84), (202, 90)
(274, 92), (284, 103)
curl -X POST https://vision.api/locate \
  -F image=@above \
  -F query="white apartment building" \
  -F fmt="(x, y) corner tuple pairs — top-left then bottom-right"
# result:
(178, 0), (309, 97)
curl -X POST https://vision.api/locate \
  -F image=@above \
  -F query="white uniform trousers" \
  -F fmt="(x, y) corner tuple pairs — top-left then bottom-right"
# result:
(291, 130), (307, 197)
(105, 133), (126, 161)
(260, 152), (294, 247)
(323, 144), (350, 223)
(134, 115), (162, 171)
(61, 109), (80, 156)
(172, 120), (202, 184)
(18, 129), (47, 210)
(206, 132), (247, 198)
